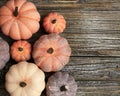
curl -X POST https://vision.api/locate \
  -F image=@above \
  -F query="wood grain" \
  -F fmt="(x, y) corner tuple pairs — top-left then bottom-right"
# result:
(0, 0), (120, 96)
(76, 80), (120, 96)
(63, 57), (120, 80)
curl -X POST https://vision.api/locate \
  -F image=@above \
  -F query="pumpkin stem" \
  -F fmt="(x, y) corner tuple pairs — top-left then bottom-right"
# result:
(60, 85), (68, 91)
(47, 48), (54, 54)
(18, 47), (23, 51)
(51, 19), (56, 24)
(13, 7), (18, 17)
(19, 82), (27, 87)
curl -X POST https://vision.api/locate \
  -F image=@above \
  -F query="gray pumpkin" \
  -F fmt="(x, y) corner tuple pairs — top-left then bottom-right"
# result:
(46, 72), (77, 96)
(0, 37), (10, 70)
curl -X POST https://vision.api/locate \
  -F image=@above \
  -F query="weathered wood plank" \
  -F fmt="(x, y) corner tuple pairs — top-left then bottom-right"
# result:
(62, 33), (120, 56)
(59, 11), (120, 21)
(76, 80), (120, 96)
(43, 0), (79, 4)
(66, 20), (120, 30)
(39, 10), (120, 21)
(81, 0), (120, 3)
(62, 57), (120, 80)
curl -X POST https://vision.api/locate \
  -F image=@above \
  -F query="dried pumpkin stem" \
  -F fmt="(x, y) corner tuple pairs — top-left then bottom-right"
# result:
(18, 47), (23, 51)
(19, 82), (27, 87)
(51, 19), (56, 24)
(60, 85), (68, 91)
(13, 7), (18, 17)
(47, 48), (54, 54)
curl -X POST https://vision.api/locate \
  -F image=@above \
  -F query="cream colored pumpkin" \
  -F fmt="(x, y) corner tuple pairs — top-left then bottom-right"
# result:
(5, 61), (45, 96)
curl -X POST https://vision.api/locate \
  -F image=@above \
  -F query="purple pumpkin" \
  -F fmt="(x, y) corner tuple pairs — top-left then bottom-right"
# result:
(46, 72), (77, 96)
(0, 37), (10, 70)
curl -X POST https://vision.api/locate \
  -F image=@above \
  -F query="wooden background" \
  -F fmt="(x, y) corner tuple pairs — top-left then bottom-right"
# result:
(1, 0), (120, 96)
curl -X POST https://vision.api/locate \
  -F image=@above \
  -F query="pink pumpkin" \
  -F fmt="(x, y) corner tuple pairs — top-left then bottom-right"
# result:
(32, 34), (71, 72)
(43, 12), (66, 34)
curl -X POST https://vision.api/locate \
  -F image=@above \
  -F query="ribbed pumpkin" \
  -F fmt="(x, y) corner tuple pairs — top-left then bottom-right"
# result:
(10, 40), (31, 62)
(43, 12), (66, 34)
(0, 37), (10, 70)
(32, 34), (71, 72)
(46, 72), (77, 96)
(6, 61), (45, 96)
(0, 0), (40, 40)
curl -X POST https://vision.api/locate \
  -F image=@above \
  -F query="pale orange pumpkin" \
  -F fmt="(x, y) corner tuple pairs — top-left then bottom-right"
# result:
(32, 34), (71, 72)
(11, 40), (31, 62)
(0, 0), (40, 40)
(43, 12), (66, 34)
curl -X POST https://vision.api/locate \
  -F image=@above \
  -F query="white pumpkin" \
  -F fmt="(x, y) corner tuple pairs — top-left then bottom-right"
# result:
(5, 61), (45, 96)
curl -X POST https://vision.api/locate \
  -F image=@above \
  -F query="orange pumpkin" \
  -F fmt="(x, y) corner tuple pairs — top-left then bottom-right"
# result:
(0, 0), (40, 40)
(32, 34), (71, 72)
(11, 40), (31, 62)
(43, 12), (66, 34)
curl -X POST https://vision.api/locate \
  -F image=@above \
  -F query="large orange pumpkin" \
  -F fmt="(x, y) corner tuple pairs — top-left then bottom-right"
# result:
(11, 40), (31, 62)
(32, 34), (71, 72)
(43, 12), (66, 34)
(0, 0), (40, 40)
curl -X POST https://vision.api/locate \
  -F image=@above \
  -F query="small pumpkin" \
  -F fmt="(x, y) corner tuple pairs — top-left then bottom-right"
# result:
(10, 40), (31, 62)
(46, 72), (77, 96)
(32, 34), (71, 72)
(6, 61), (45, 96)
(43, 12), (66, 34)
(0, 0), (40, 40)
(0, 37), (10, 70)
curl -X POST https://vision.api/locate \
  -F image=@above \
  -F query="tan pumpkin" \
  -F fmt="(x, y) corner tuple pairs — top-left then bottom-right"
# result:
(0, 0), (40, 40)
(43, 12), (66, 34)
(6, 61), (45, 96)
(10, 40), (31, 62)
(32, 34), (71, 72)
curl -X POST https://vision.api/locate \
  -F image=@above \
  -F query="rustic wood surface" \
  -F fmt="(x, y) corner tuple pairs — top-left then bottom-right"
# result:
(0, 0), (120, 96)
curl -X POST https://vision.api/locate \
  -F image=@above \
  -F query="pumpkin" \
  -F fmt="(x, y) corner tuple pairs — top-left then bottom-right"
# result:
(32, 34), (71, 72)
(0, 0), (40, 40)
(43, 12), (66, 34)
(5, 61), (45, 96)
(0, 37), (10, 70)
(46, 72), (77, 96)
(10, 40), (31, 62)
